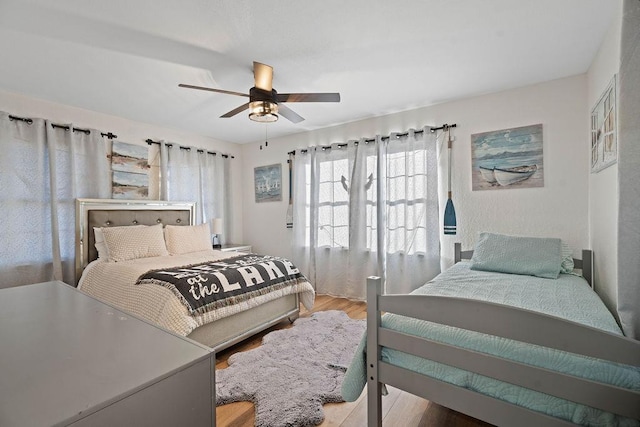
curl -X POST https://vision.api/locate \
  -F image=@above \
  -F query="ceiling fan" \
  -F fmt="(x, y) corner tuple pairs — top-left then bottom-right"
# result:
(179, 61), (340, 124)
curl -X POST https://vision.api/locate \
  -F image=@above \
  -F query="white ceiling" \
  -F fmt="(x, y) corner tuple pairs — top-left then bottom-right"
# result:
(0, 0), (614, 144)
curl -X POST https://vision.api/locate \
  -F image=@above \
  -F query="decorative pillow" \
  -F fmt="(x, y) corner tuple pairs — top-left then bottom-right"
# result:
(94, 225), (145, 259)
(93, 227), (109, 259)
(560, 241), (575, 274)
(101, 223), (168, 262)
(469, 232), (562, 279)
(164, 223), (212, 255)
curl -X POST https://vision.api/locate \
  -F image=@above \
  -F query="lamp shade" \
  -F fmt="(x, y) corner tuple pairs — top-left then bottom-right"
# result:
(211, 218), (223, 235)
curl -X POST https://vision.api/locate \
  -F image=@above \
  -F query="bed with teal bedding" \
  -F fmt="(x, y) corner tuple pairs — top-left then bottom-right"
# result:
(342, 243), (640, 426)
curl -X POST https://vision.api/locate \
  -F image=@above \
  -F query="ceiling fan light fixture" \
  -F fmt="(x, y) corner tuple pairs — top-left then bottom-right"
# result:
(249, 100), (278, 122)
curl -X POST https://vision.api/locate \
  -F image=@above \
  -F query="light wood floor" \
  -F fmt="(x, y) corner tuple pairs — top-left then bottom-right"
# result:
(215, 294), (493, 427)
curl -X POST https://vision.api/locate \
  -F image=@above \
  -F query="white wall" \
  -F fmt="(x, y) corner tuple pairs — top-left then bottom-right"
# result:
(242, 75), (590, 270)
(0, 88), (245, 242)
(586, 1), (622, 317)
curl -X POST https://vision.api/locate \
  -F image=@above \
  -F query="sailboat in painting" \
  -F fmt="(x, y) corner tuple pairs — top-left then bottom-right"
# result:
(479, 164), (538, 186)
(479, 166), (497, 184)
(494, 165), (538, 186)
(472, 123), (544, 191)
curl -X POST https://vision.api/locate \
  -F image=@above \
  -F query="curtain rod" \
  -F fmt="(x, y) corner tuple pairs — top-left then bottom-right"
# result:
(287, 123), (457, 155)
(146, 138), (235, 159)
(8, 114), (118, 139)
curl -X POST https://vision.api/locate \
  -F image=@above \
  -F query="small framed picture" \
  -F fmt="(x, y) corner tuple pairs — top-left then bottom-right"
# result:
(591, 75), (617, 173)
(254, 163), (282, 203)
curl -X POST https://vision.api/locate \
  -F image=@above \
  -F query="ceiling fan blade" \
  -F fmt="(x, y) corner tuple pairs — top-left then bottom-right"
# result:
(276, 93), (340, 103)
(277, 104), (305, 123)
(253, 62), (273, 92)
(220, 102), (250, 118)
(179, 83), (249, 98)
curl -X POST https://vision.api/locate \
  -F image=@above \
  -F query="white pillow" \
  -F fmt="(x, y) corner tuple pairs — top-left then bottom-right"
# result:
(101, 223), (169, 262)
(93, 227), (109, 259)
(94, 225), (145, 259)
(164, 223), (212, 255)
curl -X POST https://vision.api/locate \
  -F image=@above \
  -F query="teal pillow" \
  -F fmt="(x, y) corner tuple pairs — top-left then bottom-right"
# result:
(470, 232), (562, 279)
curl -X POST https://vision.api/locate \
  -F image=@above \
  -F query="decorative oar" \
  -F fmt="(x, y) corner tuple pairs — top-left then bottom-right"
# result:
(286, 153), (293, 228)
(444, 127), (457, 235)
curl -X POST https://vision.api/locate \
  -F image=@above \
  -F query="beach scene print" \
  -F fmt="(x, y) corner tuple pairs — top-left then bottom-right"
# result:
(254, 163), (282, 202)
(111, 141), (149, 173)
(110, 141), (149, 199)
(471, 124), (544, 191)
(112, 170), (149, 199)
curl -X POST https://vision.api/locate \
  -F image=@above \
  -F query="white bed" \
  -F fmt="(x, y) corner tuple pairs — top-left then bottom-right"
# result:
(75, 198), (315, 352)
(343, 237), (640, 426)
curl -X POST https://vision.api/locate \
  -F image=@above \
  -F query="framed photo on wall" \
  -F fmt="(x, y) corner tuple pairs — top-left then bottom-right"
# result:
(110, 141), (149, 199)
(471, 124), (544, 191)
(254, 163), (282, 203)
(591, 75), (617, 173)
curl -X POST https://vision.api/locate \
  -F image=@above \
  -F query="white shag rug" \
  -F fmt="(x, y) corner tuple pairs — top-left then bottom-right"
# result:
(216, 310), (366, 427)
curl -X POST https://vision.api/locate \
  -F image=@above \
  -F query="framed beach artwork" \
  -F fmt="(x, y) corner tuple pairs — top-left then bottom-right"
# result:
(111, 141), (149, 173)
(112, 170), (149, 199)
(254, 163), (282, 203)
(471, 124), (544, 191)
(591, 75), (617, 173)
(110, 141), (149, 199)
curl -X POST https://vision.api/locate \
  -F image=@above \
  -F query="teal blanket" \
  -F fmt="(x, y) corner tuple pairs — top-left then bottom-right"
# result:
(341, 262), (640, 426)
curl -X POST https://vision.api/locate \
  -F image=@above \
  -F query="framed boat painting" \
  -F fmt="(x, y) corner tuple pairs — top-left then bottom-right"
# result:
(590, 75), (617, 173)
(471, 124), (544, 191)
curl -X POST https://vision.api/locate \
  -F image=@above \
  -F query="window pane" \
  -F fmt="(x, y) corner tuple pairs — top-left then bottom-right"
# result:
(317, 156), (350, 249)
(334, 204), (349, 227)
(386, 148), (429, 255)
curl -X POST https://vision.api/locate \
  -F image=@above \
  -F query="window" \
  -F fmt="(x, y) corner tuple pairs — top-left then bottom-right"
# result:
(317, 157), (349, 248)
(292, 131), (440, 297)
(311, 144), (431, 255)
(385, 148), (430, 255)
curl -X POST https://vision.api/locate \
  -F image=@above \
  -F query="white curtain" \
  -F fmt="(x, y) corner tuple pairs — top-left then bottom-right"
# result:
(383, 129), (440, 293)
(0, 112), (110, 288)
(159, 141), (232, 242)
(292, 127), (440, 299)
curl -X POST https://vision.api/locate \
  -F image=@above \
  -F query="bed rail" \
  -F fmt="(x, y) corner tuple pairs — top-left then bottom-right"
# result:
(366, 276), (640, 427)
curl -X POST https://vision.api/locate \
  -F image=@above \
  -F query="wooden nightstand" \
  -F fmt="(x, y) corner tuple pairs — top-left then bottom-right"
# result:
(219, 244), (252, 253)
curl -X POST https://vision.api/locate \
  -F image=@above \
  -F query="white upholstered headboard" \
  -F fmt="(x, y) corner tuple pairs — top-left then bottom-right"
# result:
(75, 198), (196, 284)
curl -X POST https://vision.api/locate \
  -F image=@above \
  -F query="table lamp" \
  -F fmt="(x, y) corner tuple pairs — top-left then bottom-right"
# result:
(212, 218), (223, 249)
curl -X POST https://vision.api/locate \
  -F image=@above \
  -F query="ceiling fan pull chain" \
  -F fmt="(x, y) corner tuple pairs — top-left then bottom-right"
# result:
(260, 123), (269, 150)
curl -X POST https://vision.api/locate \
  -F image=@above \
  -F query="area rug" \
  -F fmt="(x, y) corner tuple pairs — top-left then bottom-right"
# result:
(216, 310), (366, 427)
